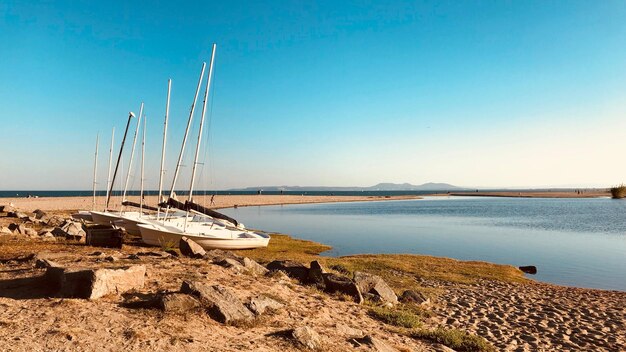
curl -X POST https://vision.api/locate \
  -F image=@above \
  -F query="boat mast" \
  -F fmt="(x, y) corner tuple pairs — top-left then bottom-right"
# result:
(121, 102), (144, 213)
(166, 63), (206, 205)
(92, 133), (99, 210)
(188, 44), (216, 205)
(158, 79), (171, 219)
(104, 127), (115, 210)
(140, 115), (147, 215)
(106, 112), (135, 209)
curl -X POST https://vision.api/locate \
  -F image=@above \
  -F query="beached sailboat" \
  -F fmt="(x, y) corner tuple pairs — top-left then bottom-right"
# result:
(137, 44), (270, 250)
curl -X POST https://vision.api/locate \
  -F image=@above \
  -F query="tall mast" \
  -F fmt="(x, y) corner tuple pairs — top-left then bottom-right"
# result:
(104, 127), (115, 210)
(121, 102), (144, 211)
(140, 115), (147, 215)
(188, 44), (216, 204)
(158, 79), (171, 218)
(167, 63), (206, 200)
(92, 133), (99, 210)
(106, 112), (135, 209)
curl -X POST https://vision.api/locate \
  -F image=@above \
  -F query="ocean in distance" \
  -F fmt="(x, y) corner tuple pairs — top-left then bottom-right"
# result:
(221, 197), (626, 292)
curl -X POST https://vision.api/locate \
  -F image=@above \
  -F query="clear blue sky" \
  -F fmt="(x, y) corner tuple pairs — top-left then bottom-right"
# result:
(2, 1), (626, 190)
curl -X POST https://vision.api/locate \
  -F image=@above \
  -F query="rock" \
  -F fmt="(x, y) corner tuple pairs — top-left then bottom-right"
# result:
(322, 273), (363, 303)
(40, 232), (57, 241)
(0, 226), (12, 235)
(354, 335), (398, 352)
(266, 260), (309, 282)
(519, 266), (537, 274)
(246, 295), (284, 315)
(164, 249), (179, 257)
(35, 258), (61, 268)
(61, 221), (86, 241)
(335, 323), (364, 337)
(33, 209), (47, 220)
(158, 293), (201, 313)
(399, 290), (430, 306)
(329, 264), (351, 275)
(7, 211), (28, 219)
(353, 271), (398, 305)
(104, 256), (118, 262)
(127, 254), (141, 260)
(266, 269), (292, 282)
(45, 265), (146, 299)
(0, 204), (15, 213)
(8, 223), (19, 232)
(46, 216), (65, 227)
(204, 249), (244, 262)
(214, 258), (244, 272)
(242, 257), (269, 276)
(180, 281), (254, 324)
(179, 236), (206, 258)
(292, 326), (323, 350)
(308, 260), (326, 288)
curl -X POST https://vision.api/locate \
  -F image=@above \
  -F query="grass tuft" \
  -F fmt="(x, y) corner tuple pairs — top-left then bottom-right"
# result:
(367, 304), (426, 329)
(610, 184), (626, 199)
(410, 328), (495, 352)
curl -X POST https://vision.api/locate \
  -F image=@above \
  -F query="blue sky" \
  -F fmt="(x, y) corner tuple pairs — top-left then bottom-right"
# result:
(2, 1), (626, 190)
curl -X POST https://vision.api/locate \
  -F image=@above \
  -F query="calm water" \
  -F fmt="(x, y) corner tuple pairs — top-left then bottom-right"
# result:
(221, 197), (626, 291)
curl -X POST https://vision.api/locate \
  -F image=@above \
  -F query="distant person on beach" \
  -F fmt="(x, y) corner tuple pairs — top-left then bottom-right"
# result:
(210, 194), (215, 206)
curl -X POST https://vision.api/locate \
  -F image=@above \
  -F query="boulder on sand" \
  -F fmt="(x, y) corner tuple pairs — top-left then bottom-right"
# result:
(322, 273), (363, 303)
(399, 290), (430, 306)
(158, 293), (201, 313)
(242, 257), (269, 276)
(266, 260), (309, 282)
(246, 295), (284, 315)
(45, 265), (146, 299)
(292, 326), (323, 350)
(179, 236), (206, 258)
(180, 281), (254, 324)
(353, 271), (398, 305)
(308, 260), (326, 288)
(519, 266), (537, 275)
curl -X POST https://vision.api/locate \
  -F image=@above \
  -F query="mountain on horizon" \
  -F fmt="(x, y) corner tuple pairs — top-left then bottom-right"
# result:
(229, 182), (466, 192)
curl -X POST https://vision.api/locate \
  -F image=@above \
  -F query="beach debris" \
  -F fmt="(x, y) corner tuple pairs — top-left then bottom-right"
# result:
(179, 236), (206, 258)
(158, 293), (201, 313)
(291, 326), (323, 350)
(322, 273), (364, 304)
(353, 271), (398, 305)
(308, 260), (326, 288)
(352, 335), (398, 352)
(266, 260), (309, 282)
(242, 257), (269, 276)
(35, 258), (61, 269)
(180, 281), (254, 324)
(399, 290), (430, 306)
(246, 295), (284, 315)
(45, 264), (146, 299)
(519, 266), (538, 275)
(85, 225), (124, 248)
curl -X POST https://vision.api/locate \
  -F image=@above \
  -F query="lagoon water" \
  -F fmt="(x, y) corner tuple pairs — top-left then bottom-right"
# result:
(221, 197), (626, 291)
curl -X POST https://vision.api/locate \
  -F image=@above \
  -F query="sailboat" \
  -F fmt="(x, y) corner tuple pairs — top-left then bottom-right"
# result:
(137, 43), (270, 250)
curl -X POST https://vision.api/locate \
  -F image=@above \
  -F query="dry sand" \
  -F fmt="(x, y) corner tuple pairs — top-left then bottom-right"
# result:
(1, 194), (421, 213)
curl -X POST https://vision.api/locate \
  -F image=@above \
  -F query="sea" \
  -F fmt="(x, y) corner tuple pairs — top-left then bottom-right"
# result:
(219, 196), (626, 292)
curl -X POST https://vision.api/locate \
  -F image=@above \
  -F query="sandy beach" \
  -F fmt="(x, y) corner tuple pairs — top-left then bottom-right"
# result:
(0, 194), (422, 213)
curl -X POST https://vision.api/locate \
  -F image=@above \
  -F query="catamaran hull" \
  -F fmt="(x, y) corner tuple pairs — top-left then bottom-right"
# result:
(137, 224), (270, 250)
(90, 211), (125, 226)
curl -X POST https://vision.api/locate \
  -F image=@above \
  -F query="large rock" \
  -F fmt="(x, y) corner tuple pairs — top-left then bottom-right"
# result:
(180, 281), (254, 324)
(353, 271), (397, 304)
(179, 236), (206, 258)
(0, 204), (15, 213)
(322, 273), (363, 303)
(33, 209), (47, 220)
(246, 295), (284, 315)
(266, 260), (309, 282)
(7, 211), (28, 219)
(242, 257), (269, 276)
(354, 335), (398, 352)
(204, 249), (243, 262)
(158, 293), (201, 313)
(307, 260), (326, 288)
(0, 226), (12, 235)
(35, 258), (61, 269)
(46, 216), (65, 227)
(214, 258), (244, 272)
(45, 265), (146, 299)
(399, 290), (430, 306)
(61, 221), (86, 241)
(292, 326), (323, 350)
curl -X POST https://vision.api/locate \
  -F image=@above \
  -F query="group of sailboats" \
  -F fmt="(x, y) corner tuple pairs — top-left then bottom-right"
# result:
(84, 44), (270, 250)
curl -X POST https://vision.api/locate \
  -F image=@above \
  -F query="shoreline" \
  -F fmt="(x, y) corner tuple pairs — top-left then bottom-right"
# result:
(443, 191), (610, 198)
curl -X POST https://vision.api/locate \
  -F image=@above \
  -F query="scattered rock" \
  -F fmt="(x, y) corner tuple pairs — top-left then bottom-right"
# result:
(164, 249), (179, 257)
(35, 258), (61, 269)
(158, 293), (201, 313)
(33, 209), (47, 220)
(246, 295), (284, 315)
(46, 216), (65, 227)
(322, 273), (363, 303)
(0, 226), (12, 235)
(519, 265), (537, 274)
(127, 254), (141, 260)
(104, 256), (118, 262)
(0, 204), (15, 213)
(292, 326), (323, 350)
(242, 257), (269, 276)
(399, 290), (430, 306)
(179, 236), (206, 258)
(266, 269), (291, 282)
(61, 221), (86, 241)
(180, 281), (254, 324)
(204, 249), (244, 262)
(354, 335), (398, 352)
(353, 271), (398, 305)
(335, 323), (364, 337)
(7, 211), (28, 219)
(136, 251), (171, 258)
(308, 260), (326, 288)
(214, 258), (244, 272)
(45, 265), (146, 299)
(329, 264), (351, 275)
(266, 260), (309, 282)
(8, 223), (19, 232)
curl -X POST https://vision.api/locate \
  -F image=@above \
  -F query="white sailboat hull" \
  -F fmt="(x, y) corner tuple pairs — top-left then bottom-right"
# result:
(137, 223), (270, 250)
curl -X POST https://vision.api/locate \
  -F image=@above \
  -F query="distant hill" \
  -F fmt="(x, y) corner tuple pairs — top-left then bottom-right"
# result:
(229, 182), (466, 192)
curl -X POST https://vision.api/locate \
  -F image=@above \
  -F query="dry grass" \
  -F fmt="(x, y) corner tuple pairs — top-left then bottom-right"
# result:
(610, 185), (626, 199)
(410, 328), (496, 352)
(367, 303), (431, 329)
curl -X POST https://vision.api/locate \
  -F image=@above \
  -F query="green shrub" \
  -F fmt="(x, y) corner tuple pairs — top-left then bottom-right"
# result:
(410, 328), (495, 352)
(367, 305), (424, 329)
